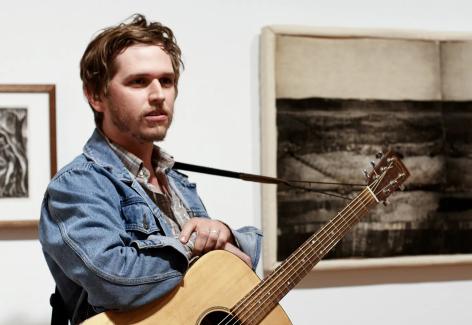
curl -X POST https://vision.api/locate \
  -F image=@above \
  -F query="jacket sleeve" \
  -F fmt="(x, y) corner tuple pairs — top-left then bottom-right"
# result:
(230, 227), (263, 270)
(39, 163), (189, 311)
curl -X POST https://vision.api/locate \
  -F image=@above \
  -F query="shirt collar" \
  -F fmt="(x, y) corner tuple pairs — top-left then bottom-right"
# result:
(102, 132), (175, 180)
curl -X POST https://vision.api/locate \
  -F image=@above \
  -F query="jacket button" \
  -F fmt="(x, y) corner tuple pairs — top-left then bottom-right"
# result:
(143, 215), (149, 230)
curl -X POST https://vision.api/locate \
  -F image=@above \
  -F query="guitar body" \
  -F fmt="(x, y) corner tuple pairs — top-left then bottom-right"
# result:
(84, 250), (292, 324)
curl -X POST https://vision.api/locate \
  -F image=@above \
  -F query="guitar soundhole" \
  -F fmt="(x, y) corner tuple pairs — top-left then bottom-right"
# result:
(199, 309), (241, 325)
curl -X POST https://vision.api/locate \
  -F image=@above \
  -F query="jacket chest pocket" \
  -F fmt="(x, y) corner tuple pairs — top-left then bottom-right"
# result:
(121, 197), (161, 240)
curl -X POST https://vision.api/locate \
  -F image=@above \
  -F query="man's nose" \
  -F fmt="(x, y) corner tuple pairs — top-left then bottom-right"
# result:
(148, 79), (165, 103)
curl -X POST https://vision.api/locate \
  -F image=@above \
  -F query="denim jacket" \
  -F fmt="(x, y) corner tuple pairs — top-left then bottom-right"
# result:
(39, 129), (262, 324)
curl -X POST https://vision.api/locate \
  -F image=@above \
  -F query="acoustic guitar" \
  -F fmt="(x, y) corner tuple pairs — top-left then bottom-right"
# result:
(84, 151), (410, 324)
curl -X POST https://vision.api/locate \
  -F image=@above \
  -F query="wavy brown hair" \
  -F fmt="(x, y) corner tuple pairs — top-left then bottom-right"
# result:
(80, 14), (183, 126)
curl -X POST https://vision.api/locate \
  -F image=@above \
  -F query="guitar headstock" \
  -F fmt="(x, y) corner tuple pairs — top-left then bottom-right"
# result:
(365, 151), (410, 203)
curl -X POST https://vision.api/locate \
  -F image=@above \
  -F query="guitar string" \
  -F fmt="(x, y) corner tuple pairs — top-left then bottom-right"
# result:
(240, 173), (389, 324)
(217, 189), (375, 325)
(236, 171), (390, 324)
(236, 191), (374, 325)
(235, 171), (390, 324)
(223, 190), (373, 325)
(237, 177), (385, 324)
(283, 182), (355, 201)
(220, 169), (390, 325)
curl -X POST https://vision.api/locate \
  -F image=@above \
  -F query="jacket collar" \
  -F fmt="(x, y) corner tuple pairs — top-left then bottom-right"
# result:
(82, 129), (133, 182)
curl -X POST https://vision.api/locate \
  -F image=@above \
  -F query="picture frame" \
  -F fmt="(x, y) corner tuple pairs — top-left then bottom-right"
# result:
(0, 84), (56, 238)
(260, 26), (472, 274)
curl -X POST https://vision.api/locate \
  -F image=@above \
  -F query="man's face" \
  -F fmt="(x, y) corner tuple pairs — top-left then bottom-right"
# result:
(95, 44), (176, 148)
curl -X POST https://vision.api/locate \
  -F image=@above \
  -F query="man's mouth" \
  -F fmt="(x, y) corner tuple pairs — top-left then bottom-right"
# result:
(144, 110), (168, 123)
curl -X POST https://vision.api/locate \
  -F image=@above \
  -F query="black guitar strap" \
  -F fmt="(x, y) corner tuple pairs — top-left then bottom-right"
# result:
(50, 287), (68, 325)
(173, 161), (286, 184)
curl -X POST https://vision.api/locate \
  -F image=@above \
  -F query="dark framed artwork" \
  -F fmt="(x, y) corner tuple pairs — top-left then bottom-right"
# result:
(0, 85), (56, 233)
(260, 26), (472, 272)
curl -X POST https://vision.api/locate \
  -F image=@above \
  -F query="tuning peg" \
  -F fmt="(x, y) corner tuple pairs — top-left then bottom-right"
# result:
(370, 161), (376, 168)
(375, 152), (383, 159)
(382, 200), (389, 206)
(399, 185), (405, 191)
(363, 169), (369, 178)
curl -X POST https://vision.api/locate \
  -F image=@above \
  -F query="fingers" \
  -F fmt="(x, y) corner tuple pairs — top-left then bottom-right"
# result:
(193, 228), (209, 256)
(204, 229), (220, 253)
(180, 218), (233, 256)
(180, 218), (198, 243)
(214, 229), (226, 250)
(194, 228), (222, 255)
(180, 219), (252, 268)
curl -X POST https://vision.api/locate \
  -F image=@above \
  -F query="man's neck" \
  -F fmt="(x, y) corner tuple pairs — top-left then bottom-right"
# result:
(100, 129), (155, 169)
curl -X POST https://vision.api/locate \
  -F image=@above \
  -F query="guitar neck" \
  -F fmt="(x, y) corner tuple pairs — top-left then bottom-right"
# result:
(232, 186), (378, 324)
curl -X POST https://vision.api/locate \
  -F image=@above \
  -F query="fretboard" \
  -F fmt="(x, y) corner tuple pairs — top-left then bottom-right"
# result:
(232, 186), (378, 324)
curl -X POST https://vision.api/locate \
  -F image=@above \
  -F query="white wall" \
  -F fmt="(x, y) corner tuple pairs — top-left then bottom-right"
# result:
(0, 0), (471, 324)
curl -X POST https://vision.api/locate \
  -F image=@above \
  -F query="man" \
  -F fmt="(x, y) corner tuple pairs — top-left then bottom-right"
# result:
(39, 14), (261, 324)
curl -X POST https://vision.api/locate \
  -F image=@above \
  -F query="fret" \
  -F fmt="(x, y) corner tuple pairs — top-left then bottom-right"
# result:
(233, 188), (379, 324)
(233, 147), (414, 324)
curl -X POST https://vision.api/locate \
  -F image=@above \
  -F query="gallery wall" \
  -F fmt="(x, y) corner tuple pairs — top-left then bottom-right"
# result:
(0, 0), (471, 324)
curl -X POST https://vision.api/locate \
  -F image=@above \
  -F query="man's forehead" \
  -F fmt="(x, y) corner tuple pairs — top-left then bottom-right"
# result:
(113, 44), (173, 73)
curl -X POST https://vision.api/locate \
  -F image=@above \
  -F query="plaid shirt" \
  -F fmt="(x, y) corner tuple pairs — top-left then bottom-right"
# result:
(107, 139), (195, 258)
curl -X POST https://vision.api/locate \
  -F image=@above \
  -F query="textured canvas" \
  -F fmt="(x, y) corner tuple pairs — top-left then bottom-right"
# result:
(260, 26), (472, 270)
(0, 108), (28, 198)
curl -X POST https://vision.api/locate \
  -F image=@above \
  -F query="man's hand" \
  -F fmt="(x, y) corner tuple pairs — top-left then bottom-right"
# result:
(180, 218), (252, 268)
(180, 218), (234, 255)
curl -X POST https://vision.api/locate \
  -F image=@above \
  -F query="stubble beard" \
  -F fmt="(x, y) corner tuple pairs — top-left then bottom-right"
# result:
(109, 105), (173, 144)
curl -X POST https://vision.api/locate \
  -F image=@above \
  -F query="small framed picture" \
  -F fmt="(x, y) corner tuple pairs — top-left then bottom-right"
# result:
(0, 84), (56, 232)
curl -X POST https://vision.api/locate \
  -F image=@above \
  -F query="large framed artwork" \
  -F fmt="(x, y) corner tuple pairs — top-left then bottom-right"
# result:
(260, 26), (472, 273)
(0, 85), (56, 235)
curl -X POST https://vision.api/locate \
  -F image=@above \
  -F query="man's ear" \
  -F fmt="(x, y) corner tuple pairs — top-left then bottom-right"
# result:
(83, 87), (106, 113)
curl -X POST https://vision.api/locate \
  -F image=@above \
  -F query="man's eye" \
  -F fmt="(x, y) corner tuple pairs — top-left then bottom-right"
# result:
(130, 79), (147, 86)
(160, 78), (174, 87)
